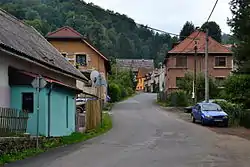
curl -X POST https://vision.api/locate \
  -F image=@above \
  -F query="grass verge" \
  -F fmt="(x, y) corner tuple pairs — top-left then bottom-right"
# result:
(0, 113), (112, 165)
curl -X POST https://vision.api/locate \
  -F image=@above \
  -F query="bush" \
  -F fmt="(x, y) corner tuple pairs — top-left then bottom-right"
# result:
(224, 74), (250, 108)
(166, 91), (189, 107)
(109, 83), (121, 102)
(215, 101), (244, 126)
(126, 87), (134, 96)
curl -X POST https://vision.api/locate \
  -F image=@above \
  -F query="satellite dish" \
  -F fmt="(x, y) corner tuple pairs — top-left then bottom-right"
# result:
(90, 70), (99, 82)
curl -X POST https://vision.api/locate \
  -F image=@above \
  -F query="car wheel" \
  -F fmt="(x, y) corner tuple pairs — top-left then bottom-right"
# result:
(224, 123), (229, 127)
(191, 114), (196, 123)
(201, 118), (206, 126)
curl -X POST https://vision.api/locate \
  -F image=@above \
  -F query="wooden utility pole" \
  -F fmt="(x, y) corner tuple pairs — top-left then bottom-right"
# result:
(194, 41), (198, 104)
(205, 28), (209, 103)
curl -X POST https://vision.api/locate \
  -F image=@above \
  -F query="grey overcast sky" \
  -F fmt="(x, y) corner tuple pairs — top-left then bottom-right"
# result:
(84, 0), (232, 35)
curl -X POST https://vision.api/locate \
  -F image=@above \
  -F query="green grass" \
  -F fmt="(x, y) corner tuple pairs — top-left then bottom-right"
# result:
(0, 113), (112, 165)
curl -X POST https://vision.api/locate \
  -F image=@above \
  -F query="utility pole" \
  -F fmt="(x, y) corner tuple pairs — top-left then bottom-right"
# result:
(205, 28), (209, 103)
(194, 41), (197, 104)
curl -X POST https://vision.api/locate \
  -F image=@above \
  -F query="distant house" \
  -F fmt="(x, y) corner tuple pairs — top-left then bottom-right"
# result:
(136, 67), (153, 91)
(144, 66), (165, 93)
(165, 31), (233, 93)
(116, 59), (154, 73)
(0, 9), (88, 137)
(46, 26), (111, 99)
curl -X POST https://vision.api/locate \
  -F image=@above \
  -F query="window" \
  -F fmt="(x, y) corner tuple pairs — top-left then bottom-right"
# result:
(215, 77), (225, 87)
(215, 57), (226, 67)
(176, 77), (184, 88)
(176, 56), (187, 67)
(76, 54), (87, 66)
(22, 93), (34, 113)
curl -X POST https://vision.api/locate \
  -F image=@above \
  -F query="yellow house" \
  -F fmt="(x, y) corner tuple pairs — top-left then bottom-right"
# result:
(136, 67), (152, 91)
(46, 26), (111, 98)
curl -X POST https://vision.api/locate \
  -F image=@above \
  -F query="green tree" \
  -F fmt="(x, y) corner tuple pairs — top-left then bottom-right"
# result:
(228, 0), (250, 73)
(179, 21), (195, 41)
(201, 21), (222, 43)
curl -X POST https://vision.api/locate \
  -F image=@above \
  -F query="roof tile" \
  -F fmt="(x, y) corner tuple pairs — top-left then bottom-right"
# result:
(0, 9), (87, 81)
(168, 31), (232, 54)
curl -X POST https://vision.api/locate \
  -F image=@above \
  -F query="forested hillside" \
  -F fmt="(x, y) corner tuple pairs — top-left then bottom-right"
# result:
(0, 0), (177, 67)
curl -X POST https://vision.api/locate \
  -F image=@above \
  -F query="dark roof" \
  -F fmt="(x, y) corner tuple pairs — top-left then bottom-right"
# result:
(46, 26), (108, 61)
(168, 31), (232, 54)
(116, 59), (154, 72)
(0, 9), (88, 81)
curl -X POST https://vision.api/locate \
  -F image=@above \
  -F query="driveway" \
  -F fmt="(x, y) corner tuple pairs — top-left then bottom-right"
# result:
(6, 93), (250, 167)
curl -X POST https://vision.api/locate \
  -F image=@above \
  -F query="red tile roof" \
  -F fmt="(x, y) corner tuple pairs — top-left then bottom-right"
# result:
(46, 26), (108, 61)
(46, 26), (83, 38)
(168, 31), (232, 54)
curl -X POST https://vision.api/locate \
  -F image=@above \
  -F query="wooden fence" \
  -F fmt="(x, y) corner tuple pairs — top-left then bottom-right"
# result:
(85, 100), (101, 130)
(0, 107), (29, 137)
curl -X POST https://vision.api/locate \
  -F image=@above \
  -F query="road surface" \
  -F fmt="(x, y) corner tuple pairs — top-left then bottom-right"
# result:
(7, 93), (250, 167)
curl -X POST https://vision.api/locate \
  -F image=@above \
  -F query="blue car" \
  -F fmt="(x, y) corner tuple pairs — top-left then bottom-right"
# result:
(191, 102), (229, 127)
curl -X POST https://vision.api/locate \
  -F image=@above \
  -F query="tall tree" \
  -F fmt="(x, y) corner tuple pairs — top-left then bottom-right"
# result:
(179, 21), (195, 41)
(201, 21), (222, 43)
(228, 0), (250, 73)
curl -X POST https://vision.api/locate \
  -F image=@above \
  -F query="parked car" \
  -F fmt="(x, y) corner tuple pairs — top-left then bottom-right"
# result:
(191, 102), (229, 127)
(201, 99), (227, 103)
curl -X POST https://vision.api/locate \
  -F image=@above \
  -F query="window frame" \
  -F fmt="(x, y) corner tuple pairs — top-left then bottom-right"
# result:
(215, 56), (227, 67)
(175, 56), (187, 67)
(75, 53), (87, 66)
(22, 92), (34, 113)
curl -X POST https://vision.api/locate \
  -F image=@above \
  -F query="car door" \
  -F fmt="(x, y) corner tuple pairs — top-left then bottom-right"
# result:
(196, 105), (202, 121)
(192, 104), (199, 119)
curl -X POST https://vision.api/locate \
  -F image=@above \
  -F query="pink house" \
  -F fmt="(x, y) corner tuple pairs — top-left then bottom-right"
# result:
(164, 31), (233, 93)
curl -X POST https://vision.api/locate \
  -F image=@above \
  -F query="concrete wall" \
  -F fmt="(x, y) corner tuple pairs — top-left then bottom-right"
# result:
(165, 54), (233, 91)
(11, 86), (47, 136)
(10, 85), (76, 137)
(50, 87), (75, 137)
(0, 62), (10, 107)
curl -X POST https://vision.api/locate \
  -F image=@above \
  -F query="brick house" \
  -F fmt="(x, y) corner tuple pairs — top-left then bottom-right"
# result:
(164, 31), (233, 93)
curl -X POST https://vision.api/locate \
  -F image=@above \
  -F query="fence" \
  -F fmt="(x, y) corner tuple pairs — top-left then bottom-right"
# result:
(86, 100), (101, 131)
(0, 107), (29, 137)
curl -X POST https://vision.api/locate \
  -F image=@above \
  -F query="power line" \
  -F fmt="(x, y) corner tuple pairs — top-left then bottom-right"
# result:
(81, 2), (198, 40)
(174, 0), (219, 55)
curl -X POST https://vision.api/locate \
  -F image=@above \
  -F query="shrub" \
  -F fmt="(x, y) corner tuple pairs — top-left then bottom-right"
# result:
(215, 101), (244, 126)
(224, 74), (250, 108)
(108, 83), (121, 102)
(166, 90), (189, 107)
(126, 87), (134, 96)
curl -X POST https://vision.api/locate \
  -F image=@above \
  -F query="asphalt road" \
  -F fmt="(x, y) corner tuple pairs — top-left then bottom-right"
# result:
(6, 93), (250, 167)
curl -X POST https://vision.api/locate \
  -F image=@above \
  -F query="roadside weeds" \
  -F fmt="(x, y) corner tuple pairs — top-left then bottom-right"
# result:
(0, 113), (112, 165)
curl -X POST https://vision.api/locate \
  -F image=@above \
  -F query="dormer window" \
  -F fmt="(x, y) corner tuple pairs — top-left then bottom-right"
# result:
(76, 54), (87, 66)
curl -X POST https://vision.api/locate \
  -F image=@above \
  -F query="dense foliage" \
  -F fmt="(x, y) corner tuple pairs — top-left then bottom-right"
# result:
(228, 0), (250, 73)
(0, 0), (178, 67)
(223, 74), (250, 108)
(165, 90), (189, 107)
(108, 64), (136, 102)
(177, 72), (219, 102)
(179, 21), (195, 41)
(201, 21), (222, 43)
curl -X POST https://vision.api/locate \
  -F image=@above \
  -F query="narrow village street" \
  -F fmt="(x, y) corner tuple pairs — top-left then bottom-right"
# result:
(6, 93), (250, 167)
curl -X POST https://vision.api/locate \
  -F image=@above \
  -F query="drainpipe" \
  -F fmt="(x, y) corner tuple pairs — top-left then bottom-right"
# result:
(47, 83), (54, 137)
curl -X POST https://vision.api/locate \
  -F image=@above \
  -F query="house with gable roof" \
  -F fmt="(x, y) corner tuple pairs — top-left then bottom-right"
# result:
(0, 9), (88, 137)
(46, 26), (111, 99)
(164, 30), (233, 93)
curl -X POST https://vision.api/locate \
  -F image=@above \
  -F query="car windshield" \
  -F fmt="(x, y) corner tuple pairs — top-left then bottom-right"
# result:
(202, 104), (222, 111)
